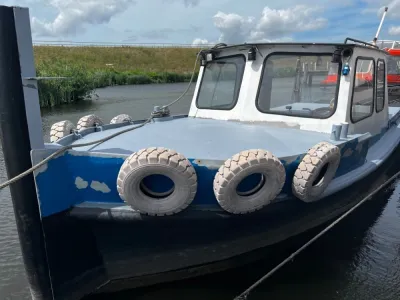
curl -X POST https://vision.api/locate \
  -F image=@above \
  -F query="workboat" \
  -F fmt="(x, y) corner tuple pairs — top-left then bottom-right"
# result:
(1, 5), (400, 300)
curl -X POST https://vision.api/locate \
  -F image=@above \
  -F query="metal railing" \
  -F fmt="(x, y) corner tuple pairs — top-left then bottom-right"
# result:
(373, 40), (400, 49)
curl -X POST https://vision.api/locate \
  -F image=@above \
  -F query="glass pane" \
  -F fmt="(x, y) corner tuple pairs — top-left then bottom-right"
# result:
(196, 55), (245, 110)
(351, 58), (374, 122)
(257, 54), (339, 119)
(376, 60), (385, 112)
(387, 56), (400, 75)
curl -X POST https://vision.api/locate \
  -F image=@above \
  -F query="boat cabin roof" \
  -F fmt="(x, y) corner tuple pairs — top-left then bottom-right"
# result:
(207, 41), (387, 53)
(188, 40), (390, 136)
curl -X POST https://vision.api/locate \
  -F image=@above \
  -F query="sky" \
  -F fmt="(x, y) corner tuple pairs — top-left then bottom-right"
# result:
(3, 0), (400, 45)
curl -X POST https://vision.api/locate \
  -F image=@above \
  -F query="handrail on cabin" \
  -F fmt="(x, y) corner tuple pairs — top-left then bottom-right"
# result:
(344, 37), (379, 49)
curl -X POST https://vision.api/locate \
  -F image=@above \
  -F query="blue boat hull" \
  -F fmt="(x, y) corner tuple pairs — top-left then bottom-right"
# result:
(39, 146), (400, 300)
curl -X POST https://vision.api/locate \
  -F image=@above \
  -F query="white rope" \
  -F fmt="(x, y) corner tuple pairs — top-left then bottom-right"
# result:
(0, 52), (201, 191)
(234, 168), (400, 300)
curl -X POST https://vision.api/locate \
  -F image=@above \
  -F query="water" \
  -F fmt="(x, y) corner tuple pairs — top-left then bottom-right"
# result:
(0, 82), (399, 299)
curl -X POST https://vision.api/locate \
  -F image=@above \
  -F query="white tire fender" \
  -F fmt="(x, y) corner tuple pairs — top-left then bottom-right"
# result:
(117, 147), (198, 216)
(213, 149), (286, 214)
(50, 120), (75, 142)
(76, 114), (104, 131)
(110, 114), (133, 124)
(292, 141), (341, 202)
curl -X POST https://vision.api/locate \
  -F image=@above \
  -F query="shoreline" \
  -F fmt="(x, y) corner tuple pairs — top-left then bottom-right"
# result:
(37, 70), (198, 108)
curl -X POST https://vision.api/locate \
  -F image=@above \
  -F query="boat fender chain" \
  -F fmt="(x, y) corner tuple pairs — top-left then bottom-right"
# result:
(0, 50), (202, 191)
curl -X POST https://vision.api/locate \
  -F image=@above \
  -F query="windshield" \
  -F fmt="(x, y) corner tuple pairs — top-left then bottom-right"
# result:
(256, 54), (340, 119)
(387, 56), (400, 75)
(196, 55), (246, 110)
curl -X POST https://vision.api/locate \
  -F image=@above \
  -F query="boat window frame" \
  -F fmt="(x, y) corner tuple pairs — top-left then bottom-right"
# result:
(350, 56), (376, 124)
(195, 53), (246, 111)
(255, 51), (342, 119)
(376, 58), (385, 113)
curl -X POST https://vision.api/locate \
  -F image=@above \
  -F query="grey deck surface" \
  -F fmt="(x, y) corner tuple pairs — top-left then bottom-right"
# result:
(70, 117), (342, 160)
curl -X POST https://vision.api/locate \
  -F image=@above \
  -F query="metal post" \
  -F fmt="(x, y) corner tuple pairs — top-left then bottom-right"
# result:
(373, 6), (388, 45)
(0, 5), (53, 300)
(13, 7), (45, 150)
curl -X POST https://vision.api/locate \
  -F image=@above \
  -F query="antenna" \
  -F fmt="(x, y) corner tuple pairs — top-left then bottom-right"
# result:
(373, 6), (388, 45)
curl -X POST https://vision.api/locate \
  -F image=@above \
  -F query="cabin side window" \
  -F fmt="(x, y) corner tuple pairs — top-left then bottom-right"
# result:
(196, 55), (245, 110)
(376, 59), (385, 113)
(387, 56), (400, 75)
(351, 57), (375, 123)
(256, 53), (340, 119)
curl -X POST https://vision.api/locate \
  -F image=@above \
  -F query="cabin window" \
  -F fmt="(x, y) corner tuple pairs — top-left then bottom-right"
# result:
(256, 53), (340, 119)
(351, 57), (375, 123)
(387, 56), (400, 75)
(196, 55), (245, 110)
(376, 59), (385, 113)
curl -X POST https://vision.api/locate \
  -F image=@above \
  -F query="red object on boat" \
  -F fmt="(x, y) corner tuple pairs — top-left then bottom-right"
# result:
(385, 48), (400, 87)
(320, 46), (400, 88)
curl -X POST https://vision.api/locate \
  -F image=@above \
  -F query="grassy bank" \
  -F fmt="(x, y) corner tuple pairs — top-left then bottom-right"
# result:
(34, 46), (201, 108)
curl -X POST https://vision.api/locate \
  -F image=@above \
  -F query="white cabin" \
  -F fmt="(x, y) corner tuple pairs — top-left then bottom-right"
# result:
(188, 40), (390, 136)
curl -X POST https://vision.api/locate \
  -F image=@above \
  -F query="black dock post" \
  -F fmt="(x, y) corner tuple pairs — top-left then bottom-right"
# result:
(0, 5), (53, 300)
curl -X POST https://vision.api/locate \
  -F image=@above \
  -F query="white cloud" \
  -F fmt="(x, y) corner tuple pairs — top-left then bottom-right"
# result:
(389, 26), (400, 35)
(193, 5), (326, 45)
(32, 0), (136, 37)
(254, 6), (326, 38)
(213, 11), (255, 44)
(21, 0), (386, 43)
(364, 0), (400, 35)
(377, 0), (400, 17)
(31, 0), (200, 37)
(192, 38), (211, 46)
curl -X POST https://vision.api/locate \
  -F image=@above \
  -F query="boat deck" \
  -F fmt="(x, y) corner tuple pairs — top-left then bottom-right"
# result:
(68, 117), (355, 160)
(70, 110), (400, 215)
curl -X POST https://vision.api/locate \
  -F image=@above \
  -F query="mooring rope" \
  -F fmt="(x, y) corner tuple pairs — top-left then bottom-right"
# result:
(0, 117), (153, 190)
(233, 168), (400, 300)
(0, 51), (201, 191)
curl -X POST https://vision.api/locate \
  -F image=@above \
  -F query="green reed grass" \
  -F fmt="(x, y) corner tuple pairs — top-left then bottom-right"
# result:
(34, 46), (202, 108)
